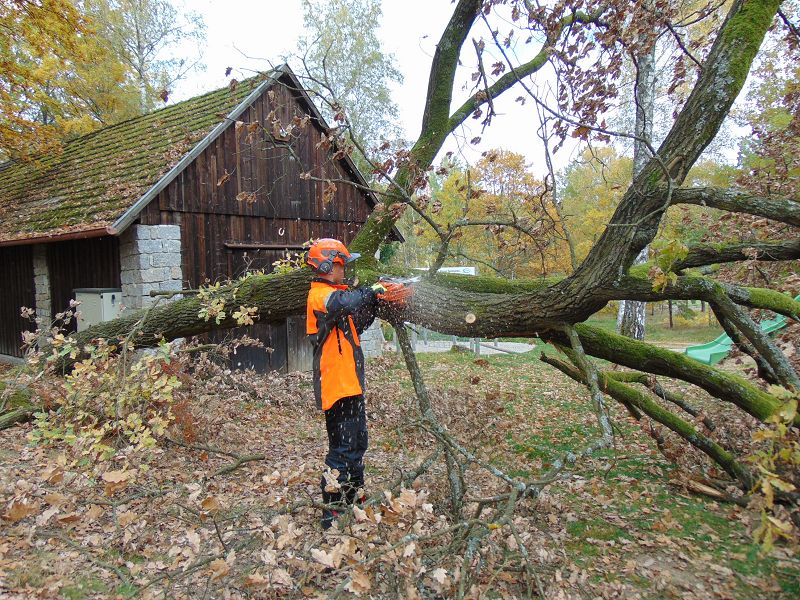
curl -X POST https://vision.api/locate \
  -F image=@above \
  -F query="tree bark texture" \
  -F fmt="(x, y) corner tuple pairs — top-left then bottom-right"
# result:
(617, 24), (657, 340)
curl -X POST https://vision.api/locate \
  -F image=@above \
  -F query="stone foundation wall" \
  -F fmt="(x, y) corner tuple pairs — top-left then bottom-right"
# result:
(360, 321), (385, 358)
(120, 225), (183, 310)
(32, 245), (50, 323)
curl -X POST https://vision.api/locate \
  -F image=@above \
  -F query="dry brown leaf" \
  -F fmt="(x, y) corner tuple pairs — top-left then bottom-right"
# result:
(208, 558), (229, 580)
(118, 511), (137, 527)
(398, 488), (417, 506)
(36, 506), (59, 526)
(201, 496), (221, 516)
(244, 572), (268, 588)
(104, 480), (128, 497)
(345, 568), (371, 595)
(102, 470), (130, 483)
(256, 548), (275, 568)
(56, 512), (80, 524)
(85, 505), (104, 521)
(186, 530), (201, 554)
(40, 466), (64, 484)
(431, 567), (448, 584)
(44, 492), (68, 506)
(311, 548), (336, 569)
(271, 567), (293, 588)
(3, 499), (39, 522)
(403, 542), (417, 558)
(102, 469), (131, 497)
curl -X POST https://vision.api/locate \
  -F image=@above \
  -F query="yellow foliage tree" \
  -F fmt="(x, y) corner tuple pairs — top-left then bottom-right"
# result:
(559, 147), (633, 264)
(0, 0), (161, 161)
(397, 150), (564, 278)
(0, 0), (91, 158)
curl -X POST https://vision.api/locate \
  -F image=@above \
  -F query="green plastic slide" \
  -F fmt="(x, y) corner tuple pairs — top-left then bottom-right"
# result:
(684, 294), (799, 365)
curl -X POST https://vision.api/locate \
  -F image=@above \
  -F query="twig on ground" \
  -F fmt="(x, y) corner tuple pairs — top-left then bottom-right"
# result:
(36, 529), (133, 587)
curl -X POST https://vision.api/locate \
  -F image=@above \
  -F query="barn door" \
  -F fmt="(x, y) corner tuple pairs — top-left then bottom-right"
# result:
(213, 246), (298, 373)
(47, 236), (120, 331)
(0, 246), (35, 357)
(223, 322), (288, 373)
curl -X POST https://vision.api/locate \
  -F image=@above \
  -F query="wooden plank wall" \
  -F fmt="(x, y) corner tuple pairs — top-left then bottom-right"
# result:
(47, 237), (121, 330)
(139, 79), (374, 287)
(0, 246), (35, 357)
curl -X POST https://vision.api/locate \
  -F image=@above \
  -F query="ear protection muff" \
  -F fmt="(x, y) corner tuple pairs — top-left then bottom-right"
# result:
(317, 258), (333, 274)
(313, 249), (340, 274)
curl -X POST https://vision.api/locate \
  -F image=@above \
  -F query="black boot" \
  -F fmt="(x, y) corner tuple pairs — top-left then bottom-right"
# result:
(342, 480), (365, 506)
(321, 489), (343, 530)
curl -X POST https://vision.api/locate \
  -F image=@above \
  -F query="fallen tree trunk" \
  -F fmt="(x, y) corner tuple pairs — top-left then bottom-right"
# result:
(541, 324), (793, 425)
(16, 0), (791, 456)
(0, 406), (36, 430)
(605, 371), (716, 430)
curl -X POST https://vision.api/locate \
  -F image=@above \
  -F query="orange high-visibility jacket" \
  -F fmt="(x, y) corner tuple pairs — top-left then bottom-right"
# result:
(306, 279), (377, 410)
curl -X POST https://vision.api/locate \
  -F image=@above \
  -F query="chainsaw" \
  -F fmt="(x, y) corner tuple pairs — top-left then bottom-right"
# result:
(375, 275), (419, 304)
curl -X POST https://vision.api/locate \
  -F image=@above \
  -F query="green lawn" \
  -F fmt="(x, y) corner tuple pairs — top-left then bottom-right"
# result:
(586, 309), (723, 345)
(369, 348), (798, 597)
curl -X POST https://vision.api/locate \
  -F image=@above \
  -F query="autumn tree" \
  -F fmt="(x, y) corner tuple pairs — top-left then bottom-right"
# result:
(558, 147), (633, 265)
(0, 0), (204, 160)
(294, 0), (404, 173)
(91, 0), (206, 111)
(398, 150), (561, 277)
(0, 0), (92, 159)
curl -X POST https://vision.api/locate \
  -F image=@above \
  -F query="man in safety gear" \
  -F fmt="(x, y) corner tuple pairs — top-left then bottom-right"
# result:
(305, 238), (410, 530)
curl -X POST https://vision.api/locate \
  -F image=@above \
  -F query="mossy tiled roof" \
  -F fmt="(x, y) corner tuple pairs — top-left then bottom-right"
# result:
(0, 75), (269, 243)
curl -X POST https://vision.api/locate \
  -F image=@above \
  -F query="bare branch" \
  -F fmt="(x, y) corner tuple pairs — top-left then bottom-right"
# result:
(540, 353), (754, 489)
(710, 289), (800, 390)
(709, 302), (779, 385)
(664, 21), (704, 69)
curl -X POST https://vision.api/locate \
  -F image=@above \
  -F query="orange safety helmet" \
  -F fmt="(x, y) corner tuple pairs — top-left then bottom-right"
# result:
(306, 238), (361, 274)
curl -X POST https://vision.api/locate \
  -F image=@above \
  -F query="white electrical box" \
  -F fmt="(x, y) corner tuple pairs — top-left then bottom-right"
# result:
(73, 288), (122, 331)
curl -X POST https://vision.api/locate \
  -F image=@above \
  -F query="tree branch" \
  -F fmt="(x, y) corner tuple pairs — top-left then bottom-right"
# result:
(542, 323), (793, 425)
(448, 9), (604, 134)
(670, 186), (800, 227)
(541, 353), (754, 489)
(709, 302), (779, 385)
(605, 371), (716, 430)
(710, 289), (800, 390)
(566, 0), (782, 294)
(674, 239), (800, 270)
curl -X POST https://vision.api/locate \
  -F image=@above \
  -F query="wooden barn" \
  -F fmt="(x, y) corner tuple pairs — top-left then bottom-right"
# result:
(0, 64), (391, 369)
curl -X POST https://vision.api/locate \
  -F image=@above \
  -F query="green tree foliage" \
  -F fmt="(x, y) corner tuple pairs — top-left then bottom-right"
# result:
(295, 0), (403, 172)
(90, 0), (206, 112)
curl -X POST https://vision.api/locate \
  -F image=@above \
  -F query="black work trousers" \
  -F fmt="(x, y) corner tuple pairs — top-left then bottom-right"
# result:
(321, 395), (368, 504)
